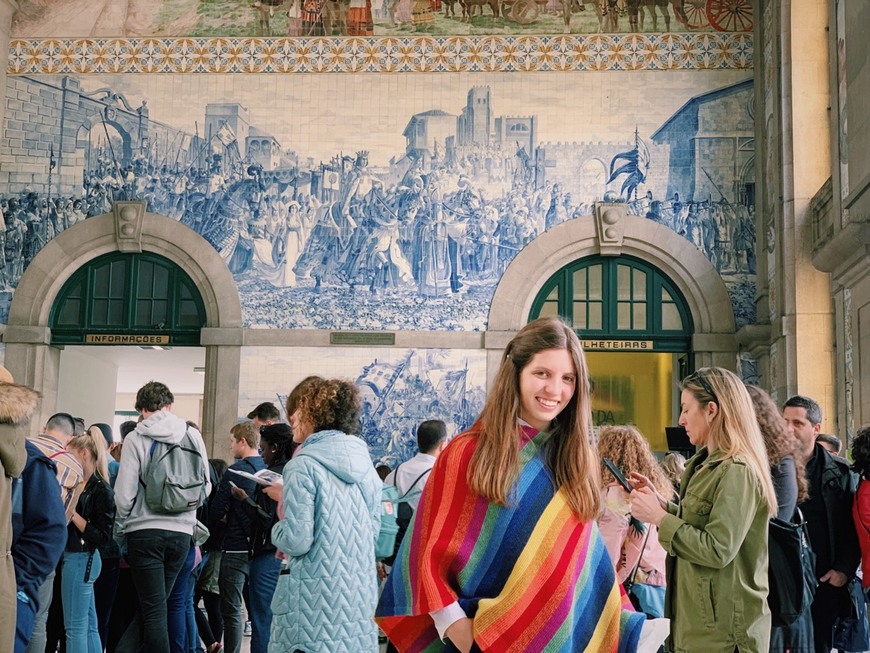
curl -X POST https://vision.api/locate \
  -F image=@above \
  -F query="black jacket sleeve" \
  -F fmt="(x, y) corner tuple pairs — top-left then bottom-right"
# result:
(76, 477), (115, 549)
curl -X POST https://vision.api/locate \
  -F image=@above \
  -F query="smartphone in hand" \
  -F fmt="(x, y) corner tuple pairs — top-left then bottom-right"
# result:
(603, 458), (633, 493)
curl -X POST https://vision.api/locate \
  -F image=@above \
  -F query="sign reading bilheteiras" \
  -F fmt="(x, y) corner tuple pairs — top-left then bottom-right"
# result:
(582, 340), (653, 351)
(85, 334), (170, 345)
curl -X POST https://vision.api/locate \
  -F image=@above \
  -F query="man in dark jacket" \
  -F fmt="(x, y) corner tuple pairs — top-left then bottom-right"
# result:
(785, 394), (860, 652)
(12, 441), (67, 652)
(210, 420), (264, 653)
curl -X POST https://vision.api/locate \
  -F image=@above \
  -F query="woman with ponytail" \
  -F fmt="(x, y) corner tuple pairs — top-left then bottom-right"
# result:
(64, 426), (115, 653)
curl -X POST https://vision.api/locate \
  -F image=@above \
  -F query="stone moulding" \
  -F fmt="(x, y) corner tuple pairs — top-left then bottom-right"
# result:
(8, 33), (753, 75)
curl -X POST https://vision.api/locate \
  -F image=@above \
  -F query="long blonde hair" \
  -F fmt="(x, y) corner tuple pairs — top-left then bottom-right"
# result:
(469, 317), (600, 521)
(682, 368), (777, 515)
(69, 425), (109, 483)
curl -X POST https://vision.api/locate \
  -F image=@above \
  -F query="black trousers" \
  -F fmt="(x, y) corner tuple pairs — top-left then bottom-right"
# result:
(811, 581), (851, 652)
(123, 529), (190, 653)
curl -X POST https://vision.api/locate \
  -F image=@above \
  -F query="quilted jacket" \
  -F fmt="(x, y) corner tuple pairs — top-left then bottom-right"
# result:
(269, 429), (382, 653)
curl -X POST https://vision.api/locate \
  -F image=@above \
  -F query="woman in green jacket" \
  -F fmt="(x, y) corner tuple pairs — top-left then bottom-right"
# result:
(631, 367), (778, 652)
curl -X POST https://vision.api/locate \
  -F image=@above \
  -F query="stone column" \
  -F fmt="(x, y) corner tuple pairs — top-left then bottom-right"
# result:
(201, 328), (243, 460)
(765, 0), (835, 420)
(3, 325), (61, 435)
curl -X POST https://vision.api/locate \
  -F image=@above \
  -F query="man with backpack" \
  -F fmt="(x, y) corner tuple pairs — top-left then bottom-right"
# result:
(383, 420), (447, 563)
(385, 420), (447, 515)
(113, 381), (211, 653)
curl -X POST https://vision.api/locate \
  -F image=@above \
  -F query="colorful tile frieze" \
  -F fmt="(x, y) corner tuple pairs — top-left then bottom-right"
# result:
(8, 33), (752, 75)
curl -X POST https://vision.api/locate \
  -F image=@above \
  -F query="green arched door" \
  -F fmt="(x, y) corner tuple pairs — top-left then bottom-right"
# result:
(530, 255), (692, 450)
(50, 252), (206, 346)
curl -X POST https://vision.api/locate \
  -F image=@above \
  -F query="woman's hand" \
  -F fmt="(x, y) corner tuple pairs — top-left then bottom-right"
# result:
(630, 487), (668, 526)
(230, 486), (248, 501)
(629, 472), (668, 509)
(263, 482), (283, 502)
(445, 618), (475, 653)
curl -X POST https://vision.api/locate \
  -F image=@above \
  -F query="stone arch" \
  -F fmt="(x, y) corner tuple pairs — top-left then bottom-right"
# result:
(4, 203), (242, 449)
(487, 209), (736, 368)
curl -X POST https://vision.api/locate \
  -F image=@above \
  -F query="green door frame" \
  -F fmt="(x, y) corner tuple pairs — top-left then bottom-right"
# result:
(49, 251), (206, 345)
(529, 254), (693, 353)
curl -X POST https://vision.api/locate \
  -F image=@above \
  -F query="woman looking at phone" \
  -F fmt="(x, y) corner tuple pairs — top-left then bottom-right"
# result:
(630, 367), (777, 652)
(597, 425), (669, 617)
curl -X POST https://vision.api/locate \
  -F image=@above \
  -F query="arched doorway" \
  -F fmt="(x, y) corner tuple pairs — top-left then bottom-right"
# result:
(3, 201), (242, 451)
(487, 203), (738, 443)
(528, 255), (694, 450)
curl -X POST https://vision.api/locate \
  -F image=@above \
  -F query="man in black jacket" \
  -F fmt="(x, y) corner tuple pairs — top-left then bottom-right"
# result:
(210, 421), (264, 653)
(785, 394), (860, 652)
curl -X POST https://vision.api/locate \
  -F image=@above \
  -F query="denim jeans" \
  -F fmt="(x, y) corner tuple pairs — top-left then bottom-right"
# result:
(248, 553), (281, 653)
(168, 545), (196, 653)
(62, 550), (103, 653)
(24, 569), (55, 653)
(187, 551), (208, 653)
(15, 589), (37, 653)
(126, 529), (192, 653)
(219, 552), (250, 653)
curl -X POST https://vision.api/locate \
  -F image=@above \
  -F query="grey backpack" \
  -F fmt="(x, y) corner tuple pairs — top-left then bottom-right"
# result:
(141, 429), (208, 514)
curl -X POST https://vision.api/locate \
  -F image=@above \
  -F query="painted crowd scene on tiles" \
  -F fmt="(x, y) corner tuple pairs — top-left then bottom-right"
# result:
(0, 71), (756, 329)
(11, 0), (753, 38)
(239, 347), (486, 466)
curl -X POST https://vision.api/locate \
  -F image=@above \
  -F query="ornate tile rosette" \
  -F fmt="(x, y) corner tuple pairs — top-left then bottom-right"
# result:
(8, 33), (752, 74)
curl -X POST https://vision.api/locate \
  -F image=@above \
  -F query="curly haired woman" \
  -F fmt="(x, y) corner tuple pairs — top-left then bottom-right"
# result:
(597, 425), (669, 618)
(269, 377), (382, 653)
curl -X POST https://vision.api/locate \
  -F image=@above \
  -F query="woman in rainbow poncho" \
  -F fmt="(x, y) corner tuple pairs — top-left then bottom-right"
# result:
(376, 316), (666, 653)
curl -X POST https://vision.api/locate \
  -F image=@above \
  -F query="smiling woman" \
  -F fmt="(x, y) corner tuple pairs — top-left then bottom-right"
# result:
(376, 316), (668, 653)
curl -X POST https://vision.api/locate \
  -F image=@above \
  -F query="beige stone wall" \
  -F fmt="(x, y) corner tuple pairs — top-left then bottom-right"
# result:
(756, 0), (835, 425)
(809, 0), (870, 441)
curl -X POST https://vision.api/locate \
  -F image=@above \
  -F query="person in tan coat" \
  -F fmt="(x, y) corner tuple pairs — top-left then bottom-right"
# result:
(0, 365), (39, 653)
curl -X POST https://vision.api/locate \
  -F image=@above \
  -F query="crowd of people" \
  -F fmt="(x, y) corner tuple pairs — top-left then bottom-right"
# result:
(3, 316), (870, 652)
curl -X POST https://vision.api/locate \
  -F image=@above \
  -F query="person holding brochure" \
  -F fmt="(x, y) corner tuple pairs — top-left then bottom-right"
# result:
(230, 423), (295, 653)
(210, 421), (265, 653)
(269, 377), (382, 653)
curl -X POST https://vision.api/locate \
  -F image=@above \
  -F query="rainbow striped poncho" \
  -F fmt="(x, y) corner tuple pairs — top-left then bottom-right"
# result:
(375, 424), (645, 652)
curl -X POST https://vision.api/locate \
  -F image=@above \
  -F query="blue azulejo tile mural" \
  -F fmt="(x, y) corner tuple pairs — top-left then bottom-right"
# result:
(238, 346), (486, 466)
(0, 69), (756, 328)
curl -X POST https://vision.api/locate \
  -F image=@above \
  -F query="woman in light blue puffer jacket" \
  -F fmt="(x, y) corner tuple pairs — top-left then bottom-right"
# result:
(269, 377), (382, 653)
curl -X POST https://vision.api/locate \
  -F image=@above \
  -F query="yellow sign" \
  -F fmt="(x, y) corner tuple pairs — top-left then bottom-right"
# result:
(582, 340), (654, 351)
(85, 334), (170, 345)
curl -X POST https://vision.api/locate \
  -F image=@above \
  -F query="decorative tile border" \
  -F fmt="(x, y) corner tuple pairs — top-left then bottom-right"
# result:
(9, 33), (752, 74)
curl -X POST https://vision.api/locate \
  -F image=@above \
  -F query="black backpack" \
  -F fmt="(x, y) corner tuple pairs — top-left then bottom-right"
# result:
(768, 507), (818, 626)
(384, 465), (431, 566)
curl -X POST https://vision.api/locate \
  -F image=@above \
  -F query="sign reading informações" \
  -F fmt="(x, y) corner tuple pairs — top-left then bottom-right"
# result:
(85, 334), (170, 345)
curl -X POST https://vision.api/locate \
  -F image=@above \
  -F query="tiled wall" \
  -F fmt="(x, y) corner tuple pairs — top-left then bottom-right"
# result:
(1, 50), (756, 327)
(2, 14), (758, 458)
(239, 346), (486, 465)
